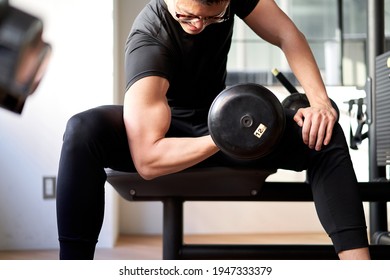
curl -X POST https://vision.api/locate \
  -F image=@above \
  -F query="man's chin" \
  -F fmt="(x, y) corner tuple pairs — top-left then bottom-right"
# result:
(181, 24), (205, 35)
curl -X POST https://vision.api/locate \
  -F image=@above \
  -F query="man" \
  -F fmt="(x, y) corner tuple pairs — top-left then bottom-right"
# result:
(57, 0), (370, 259)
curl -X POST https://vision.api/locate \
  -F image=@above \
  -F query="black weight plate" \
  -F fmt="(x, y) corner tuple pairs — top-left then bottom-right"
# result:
(282, 93), (340, 121)
(208, 83), (285, 160)
(282, 93), (310, 111)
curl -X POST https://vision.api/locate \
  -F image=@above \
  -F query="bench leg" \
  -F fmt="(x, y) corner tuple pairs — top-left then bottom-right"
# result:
(162, 198), (183, 259)
(370, 201), (389, 244)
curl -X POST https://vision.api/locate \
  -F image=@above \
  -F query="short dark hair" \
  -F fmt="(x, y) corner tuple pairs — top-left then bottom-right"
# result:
(196, 0), (230, 6)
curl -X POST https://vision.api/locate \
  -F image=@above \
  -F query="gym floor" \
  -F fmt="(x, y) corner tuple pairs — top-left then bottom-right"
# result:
(0, 232), (331, 260)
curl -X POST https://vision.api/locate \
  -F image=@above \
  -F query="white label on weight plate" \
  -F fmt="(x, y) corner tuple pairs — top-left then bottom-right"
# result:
(254, 123), (267, 139)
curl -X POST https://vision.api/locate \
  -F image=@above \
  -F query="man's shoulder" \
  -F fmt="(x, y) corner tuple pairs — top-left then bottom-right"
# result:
(129, 0), (173, 46)
(231, 0), (260, 19)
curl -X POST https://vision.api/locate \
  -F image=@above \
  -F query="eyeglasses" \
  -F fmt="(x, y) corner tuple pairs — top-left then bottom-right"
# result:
(175, 5), (230, 25)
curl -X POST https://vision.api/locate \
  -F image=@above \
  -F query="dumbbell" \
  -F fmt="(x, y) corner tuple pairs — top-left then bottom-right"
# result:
(208, 83), (285, 160)
(0, 5), (51, 114)
(272, 68), (340, 120)
(282, 92), (340, 121)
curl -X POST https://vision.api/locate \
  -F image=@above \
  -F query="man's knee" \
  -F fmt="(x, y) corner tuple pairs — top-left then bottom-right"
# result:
(63, 110), (97, 144)
(328, 122), (349, 150)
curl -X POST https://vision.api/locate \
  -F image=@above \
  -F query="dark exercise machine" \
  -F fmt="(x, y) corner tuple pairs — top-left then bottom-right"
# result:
(340, 0), (390, 246)
(365, 0), (390, 247)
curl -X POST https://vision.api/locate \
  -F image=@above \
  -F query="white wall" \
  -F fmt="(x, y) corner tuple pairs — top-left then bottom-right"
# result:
(0, 0), (116, 250)
(114, 0), (150, 105)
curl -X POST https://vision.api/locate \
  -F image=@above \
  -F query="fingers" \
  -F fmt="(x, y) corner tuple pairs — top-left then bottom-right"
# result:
(302, 119), (327, 151)
(296, 108), (336, 151)
(323, 117), (335, 146)
(293, 109), (304, 127)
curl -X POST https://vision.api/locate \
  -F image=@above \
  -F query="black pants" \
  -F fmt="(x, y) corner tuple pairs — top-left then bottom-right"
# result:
(56, 105), (368, 259)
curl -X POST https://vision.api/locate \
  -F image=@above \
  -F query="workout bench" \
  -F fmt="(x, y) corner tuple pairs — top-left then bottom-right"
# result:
(106, 167), (390, 260)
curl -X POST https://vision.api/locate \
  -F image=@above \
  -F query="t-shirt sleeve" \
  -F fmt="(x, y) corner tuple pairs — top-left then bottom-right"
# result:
(124, 32), (174, 91)
(232, 0), (260, 19)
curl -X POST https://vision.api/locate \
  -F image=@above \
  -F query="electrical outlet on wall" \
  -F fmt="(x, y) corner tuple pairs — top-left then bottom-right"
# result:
(43, 176), (56, 199)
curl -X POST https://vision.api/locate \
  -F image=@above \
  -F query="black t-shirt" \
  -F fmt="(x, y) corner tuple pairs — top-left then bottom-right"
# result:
(125, 0), (259, 115)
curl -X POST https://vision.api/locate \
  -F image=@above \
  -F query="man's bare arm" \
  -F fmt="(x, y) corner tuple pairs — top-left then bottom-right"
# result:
(123, 76), (219, 180)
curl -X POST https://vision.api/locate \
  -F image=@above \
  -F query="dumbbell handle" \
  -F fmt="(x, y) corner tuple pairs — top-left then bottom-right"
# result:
(272, 68), (298, 94)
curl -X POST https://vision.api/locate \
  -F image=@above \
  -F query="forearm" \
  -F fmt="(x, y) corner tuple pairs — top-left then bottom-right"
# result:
(245, 0), (332, 109)
(131, 135), (218, 180)
(281, 31), (332, 108)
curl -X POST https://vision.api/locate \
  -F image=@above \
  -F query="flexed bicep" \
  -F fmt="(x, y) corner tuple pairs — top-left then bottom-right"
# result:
(123, 76), (171, 175)
(123, 76), (218, 180)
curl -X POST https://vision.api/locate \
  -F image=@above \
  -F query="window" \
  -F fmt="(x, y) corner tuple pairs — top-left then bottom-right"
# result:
(227, 0), (390, 87)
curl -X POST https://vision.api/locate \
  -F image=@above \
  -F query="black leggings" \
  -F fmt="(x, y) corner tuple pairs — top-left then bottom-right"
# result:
(56, 105), (368, 259)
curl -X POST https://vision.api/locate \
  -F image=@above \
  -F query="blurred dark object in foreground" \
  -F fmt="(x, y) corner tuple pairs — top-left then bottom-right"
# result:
(0, 0), (51, 114)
